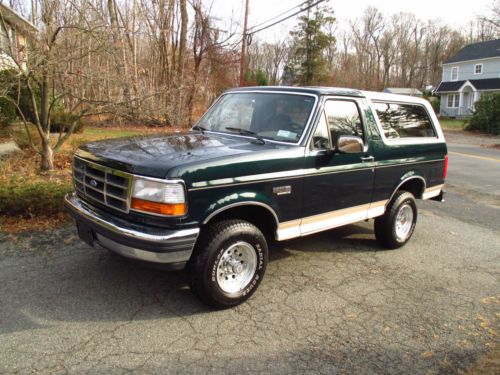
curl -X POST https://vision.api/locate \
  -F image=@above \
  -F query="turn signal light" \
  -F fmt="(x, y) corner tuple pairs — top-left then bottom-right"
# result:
(131, 198), (186, 216)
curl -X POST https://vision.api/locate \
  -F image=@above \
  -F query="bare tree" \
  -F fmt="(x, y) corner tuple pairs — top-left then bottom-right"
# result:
(480, 0), (500, 31)
(2, 0), (493, 172)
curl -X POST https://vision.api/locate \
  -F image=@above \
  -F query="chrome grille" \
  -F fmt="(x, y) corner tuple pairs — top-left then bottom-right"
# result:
(73, 157), (132, 213)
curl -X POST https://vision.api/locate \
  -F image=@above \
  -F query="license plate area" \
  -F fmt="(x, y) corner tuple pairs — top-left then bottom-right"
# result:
(76, 221), (95, 246)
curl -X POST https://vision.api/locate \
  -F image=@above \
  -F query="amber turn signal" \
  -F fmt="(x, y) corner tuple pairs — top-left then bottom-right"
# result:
(131, 198), (186, 216)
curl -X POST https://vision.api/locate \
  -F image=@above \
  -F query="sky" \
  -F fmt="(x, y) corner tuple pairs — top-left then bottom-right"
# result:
(209, 0), (495, 43)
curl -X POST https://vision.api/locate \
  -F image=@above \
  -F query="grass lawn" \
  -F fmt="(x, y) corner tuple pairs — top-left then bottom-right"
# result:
(439, 118), (467, 131)
(82, 127), (143, 138)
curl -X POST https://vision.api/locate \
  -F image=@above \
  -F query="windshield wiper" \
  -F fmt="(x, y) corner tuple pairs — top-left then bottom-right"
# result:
(192, 125), (207, 134)
(225, 127), (265, 144)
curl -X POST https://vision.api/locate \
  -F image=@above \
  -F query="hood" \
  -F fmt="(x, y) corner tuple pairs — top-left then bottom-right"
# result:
(75, 132), (290, 178)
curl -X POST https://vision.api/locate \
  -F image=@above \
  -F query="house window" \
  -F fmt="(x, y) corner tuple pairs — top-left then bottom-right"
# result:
(474, 64), (483, 74)
(447, 94), (460, 108)
(451, 67), (458, 81)
(0, 22), (8, 51)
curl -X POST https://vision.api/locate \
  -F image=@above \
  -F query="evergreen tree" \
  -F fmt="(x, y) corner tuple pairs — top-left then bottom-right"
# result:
(290, 1), (336, 85)
(245, 69), (269, 86)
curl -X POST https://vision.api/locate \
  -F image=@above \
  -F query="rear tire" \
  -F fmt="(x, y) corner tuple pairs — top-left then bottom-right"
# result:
(375, 191), (417, 249)
(187, 219), (268, 309)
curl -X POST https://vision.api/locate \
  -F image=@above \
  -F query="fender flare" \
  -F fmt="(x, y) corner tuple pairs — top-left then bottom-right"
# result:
(202, 201), (280, 228)
(387, 175), (427, 204)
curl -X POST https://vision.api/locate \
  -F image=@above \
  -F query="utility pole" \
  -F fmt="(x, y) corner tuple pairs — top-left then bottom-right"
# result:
(239, 0), (250, 87)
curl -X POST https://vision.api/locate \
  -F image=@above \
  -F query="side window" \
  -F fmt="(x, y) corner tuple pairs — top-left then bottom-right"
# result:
(324, 100), (364, 144)
(310, 111), (331, 150)
(373, 102), (437, 139)
(0, 22), (8, 51)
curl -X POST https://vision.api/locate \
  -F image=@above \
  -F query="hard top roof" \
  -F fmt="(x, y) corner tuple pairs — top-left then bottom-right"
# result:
(225, 86), (430, 105)
(226, 86), (364, 97)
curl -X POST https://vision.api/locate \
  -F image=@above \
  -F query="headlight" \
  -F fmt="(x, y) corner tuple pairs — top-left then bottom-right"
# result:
(131, 177), (186, 216)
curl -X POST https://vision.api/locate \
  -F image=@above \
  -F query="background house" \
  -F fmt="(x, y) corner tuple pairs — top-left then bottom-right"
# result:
(435, 38), (500, 117)
(0, 4), (37, 70)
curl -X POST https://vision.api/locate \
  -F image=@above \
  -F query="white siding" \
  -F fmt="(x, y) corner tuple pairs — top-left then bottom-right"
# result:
(442, 58), (500, 81)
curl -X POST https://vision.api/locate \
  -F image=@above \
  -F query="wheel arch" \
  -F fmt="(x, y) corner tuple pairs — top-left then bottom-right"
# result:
(388, 175), (426, 202)
(202, 201), (280, 240)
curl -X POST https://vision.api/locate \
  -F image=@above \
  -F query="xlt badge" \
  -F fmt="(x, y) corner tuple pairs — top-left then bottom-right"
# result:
(273, 185), (291, 196)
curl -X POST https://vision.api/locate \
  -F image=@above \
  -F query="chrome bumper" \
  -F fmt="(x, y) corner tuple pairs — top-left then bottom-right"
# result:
(64, 192), (200, 265)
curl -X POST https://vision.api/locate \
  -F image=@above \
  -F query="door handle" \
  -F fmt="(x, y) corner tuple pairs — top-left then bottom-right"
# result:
(361, 156), (374, 162)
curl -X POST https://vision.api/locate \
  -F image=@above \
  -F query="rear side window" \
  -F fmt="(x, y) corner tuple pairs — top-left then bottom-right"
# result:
(373, 102), (436, 139)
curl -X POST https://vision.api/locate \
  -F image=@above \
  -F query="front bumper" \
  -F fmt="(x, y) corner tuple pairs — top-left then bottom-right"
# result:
(64, 192), (200, 267)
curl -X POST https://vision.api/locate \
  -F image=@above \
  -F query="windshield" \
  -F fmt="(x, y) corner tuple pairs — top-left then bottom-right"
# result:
(196, 92), (316, 143)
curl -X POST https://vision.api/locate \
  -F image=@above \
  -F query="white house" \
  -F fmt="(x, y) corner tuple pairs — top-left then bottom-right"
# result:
(0, 4), (37, 71)
(435, 38), (500, 117)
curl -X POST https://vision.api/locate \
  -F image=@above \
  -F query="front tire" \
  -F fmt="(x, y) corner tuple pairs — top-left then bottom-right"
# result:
(375, 191), (417, 249)
(187, 219), (268, 309)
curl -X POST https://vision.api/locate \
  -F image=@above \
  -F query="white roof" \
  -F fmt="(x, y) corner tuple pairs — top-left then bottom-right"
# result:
(363, 91), (429, 105)
(383, 88), (423, 95)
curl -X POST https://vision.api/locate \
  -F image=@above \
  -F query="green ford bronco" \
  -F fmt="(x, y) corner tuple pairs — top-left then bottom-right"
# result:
(65, 86), (447, 308)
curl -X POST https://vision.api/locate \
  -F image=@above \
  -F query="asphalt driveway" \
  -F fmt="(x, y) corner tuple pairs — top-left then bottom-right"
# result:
(0, 138), (498, 374)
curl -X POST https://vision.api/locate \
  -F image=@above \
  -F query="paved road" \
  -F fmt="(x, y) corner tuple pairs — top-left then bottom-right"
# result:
(447, 142), (500, 200)
(0, 142), (499, 374)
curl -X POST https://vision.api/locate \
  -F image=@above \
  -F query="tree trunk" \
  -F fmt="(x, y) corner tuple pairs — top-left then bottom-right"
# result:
(41, 142), (54, 171)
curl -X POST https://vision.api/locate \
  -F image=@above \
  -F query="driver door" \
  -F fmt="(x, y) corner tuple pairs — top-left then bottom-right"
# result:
(301, 98), (375, 235)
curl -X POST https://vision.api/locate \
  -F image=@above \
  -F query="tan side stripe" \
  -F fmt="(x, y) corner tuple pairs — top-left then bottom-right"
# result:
(422, 184), (444, 200)
(276, 200), (388, 241)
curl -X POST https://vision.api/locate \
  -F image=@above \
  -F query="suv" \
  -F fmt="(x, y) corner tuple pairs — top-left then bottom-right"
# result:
(65, 87), (447, 308)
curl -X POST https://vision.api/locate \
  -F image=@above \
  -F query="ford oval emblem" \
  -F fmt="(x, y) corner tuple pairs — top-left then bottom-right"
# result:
(89, 179), (98, 187)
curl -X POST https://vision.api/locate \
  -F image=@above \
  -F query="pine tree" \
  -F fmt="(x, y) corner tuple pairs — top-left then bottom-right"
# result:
(290, 1), (336, 85)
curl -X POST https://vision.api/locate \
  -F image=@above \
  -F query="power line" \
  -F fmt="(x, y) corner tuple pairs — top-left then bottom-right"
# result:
(247, 0), (327, 36)
(239, 0), (327, 86)
(247, 0), (310, 32)
(239, 0), (250, 86)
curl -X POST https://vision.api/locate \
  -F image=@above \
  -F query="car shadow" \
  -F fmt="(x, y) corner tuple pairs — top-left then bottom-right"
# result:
(1, 222), (380, 335)
(269, 221), (380, 261)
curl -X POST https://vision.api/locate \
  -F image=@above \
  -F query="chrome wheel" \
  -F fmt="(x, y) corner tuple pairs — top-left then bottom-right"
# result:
(395, 203), (414, 241)
(216, 241), (257, 294)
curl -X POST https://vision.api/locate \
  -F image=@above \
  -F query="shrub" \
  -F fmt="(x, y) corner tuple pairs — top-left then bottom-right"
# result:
(0, 97), (17, 126)
(0, 175), (72, 218)
(0, 69), (41, 124)
(467, 93), (500, 135)
(18, 83), (41, 124)
(10, 124), (42, 150)
(50, 112), (84, 134)
(431, 98), (440, 115)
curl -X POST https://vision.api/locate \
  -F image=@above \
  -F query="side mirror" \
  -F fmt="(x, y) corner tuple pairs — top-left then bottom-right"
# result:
(336, 135), (364, 154)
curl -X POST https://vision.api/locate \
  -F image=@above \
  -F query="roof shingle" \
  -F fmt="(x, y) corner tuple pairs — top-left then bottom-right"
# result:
(435, 78), (500, 93)
(443, 39), (500, 64)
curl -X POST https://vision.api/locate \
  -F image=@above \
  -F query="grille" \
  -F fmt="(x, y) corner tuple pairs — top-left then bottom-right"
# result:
(73, 157), (132, 213)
